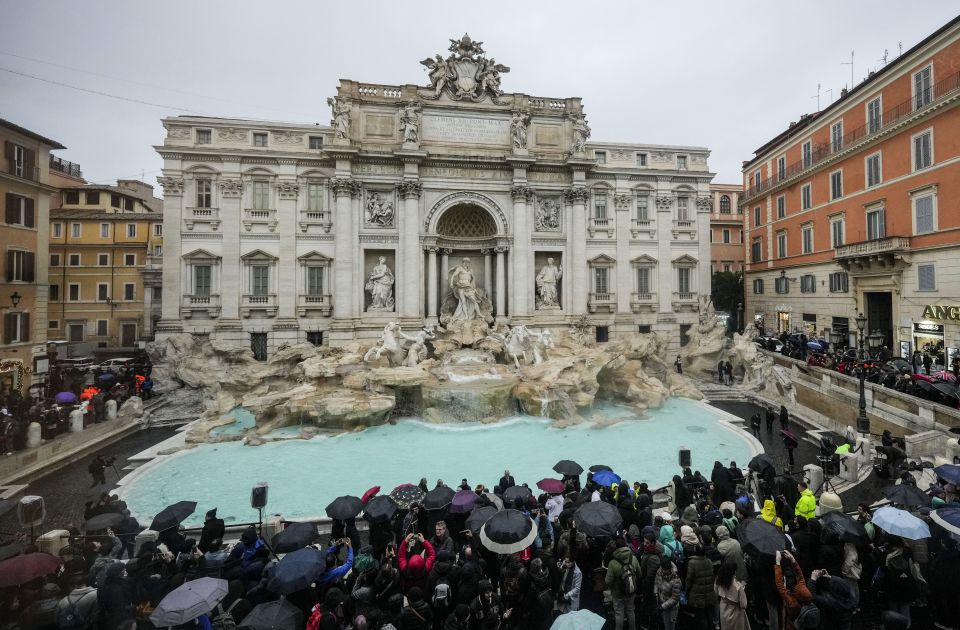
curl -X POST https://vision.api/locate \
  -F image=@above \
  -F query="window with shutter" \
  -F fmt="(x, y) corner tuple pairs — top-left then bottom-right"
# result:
(23, 197), (34, 227)
(24, 252), (34, 282)
(918, 264), (936, 291)
(3, 313), (13, 344)
(636, 268), (650, 293)
(20, 313), (29, 342)
(914, 195), (934, 234)
(5, 193), (16, 224)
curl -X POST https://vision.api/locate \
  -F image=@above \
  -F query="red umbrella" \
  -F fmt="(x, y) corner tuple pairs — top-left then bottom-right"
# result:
(913, 373), (934, 383)
(536, 478), (566, 494)
(0, 552), (62, 587)
(361, 486), (381, 505)
(780, 429), (799, 447)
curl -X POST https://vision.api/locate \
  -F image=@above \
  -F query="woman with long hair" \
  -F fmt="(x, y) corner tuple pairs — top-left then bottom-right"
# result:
(715, 556), (750, 629)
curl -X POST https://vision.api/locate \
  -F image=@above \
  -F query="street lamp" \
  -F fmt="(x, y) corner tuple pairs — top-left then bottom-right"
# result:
(854, 312), (870, 434)
(829, 329), (844, 353)
(0, 292), (21, 311)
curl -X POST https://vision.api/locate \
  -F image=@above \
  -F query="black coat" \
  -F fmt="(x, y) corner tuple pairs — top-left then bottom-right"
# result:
(199, 517), (226, 553)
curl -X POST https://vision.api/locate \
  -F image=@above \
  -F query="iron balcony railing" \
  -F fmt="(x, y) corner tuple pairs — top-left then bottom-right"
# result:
(743, 70), (960, 202)
(49, 155), (82, 178)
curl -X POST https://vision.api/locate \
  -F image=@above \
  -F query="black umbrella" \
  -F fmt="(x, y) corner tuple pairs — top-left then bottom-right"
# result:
(389, 484), (425, 510)
(883, 484), (930, 508)
(267, 547), (324, 595)
(479, 509), (538, 554)
(818, 511), (869, 544)
(423, 486), (455, 510)
(150, 501), (197, 532)
(574, 501), (623, 537)
(150, 577), (228, 627)
(502, 485), (533, 505)
(931, 382), (960, 401)
(363, 495), (398, 523)
(589, 465), (613, 473)
(465, 506), (499, 535)
(83, 512), (124, 532)
(271, 522), (319, 554)
(553, 460), (584, 476)
(237, 599), (303, 630)
(748, 453), (776, 474)
(325, 496), (363, 520)
(738, 519), (786, 558)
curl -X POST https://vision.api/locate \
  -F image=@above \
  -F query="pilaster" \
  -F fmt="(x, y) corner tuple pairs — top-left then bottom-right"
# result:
(397, 180), (423, 320)
(510, 185), (533, 319)
(564, 187), (589, 315)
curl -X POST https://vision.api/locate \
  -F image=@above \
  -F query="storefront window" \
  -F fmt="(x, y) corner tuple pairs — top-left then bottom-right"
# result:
(913, 322), (945, 369)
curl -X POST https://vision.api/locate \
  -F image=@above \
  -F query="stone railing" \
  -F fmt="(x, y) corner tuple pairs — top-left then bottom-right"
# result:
(588, 292), (616, 313)
(588, 216), (614, 237)
(241, 293), (278, 317)
(298, 210), (332, 233)
(185, 207), (220, 230)
(243, 208), (278, 232)
(834, 236), (911, 259)
(630, 292), (657, 313)
(297, 294), (333, 317)
(181, 294), (220, 319)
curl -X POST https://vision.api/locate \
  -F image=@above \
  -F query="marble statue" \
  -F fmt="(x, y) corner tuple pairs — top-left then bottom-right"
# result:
(511, 111), (530, 149)
(419, 34), (510, 103)
(364, 322), (401, 363)
(571, 113), (591, 153)
(365, 257), (395, 311)
(399, 326), (435, 367)
(533, 329), (554, 365)
(535, 199), (561, 231)
(505, 324), (532, 368)
(448, 258), (483, 321)
(365, 193), (395, 227)
(535, 258), (562, 309)
(399, 103), (421, 143)
(328, 97), (351, 139)
(421, 55), (451, 99)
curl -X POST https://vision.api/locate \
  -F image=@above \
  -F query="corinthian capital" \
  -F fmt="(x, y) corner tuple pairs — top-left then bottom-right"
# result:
(510, 185), (534, 202)
(331, 177), (357, 197)
(396, 180), (423, 199)
(562, 187), (590, 204)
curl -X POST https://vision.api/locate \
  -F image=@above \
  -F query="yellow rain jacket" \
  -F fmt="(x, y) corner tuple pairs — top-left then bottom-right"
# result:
(795, 488), (817, 520)
(761, 499), (784, 529)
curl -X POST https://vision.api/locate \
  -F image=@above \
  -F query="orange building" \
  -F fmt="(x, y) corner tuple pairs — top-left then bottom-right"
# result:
(742, 16), (960, 366)
(709, 183), (744, 273)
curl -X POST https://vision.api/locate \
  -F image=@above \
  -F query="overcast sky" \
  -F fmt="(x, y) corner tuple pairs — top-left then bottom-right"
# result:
(1, 2), (956, 189)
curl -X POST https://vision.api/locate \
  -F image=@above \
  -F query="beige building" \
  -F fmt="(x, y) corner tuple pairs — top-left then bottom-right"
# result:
(1, 119), (63, 395)
(48, 180), (163, 349)
(708, 183), (744, 273)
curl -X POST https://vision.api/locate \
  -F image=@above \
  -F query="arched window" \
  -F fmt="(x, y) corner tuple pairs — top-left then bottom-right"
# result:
(719, 195), (731, 213)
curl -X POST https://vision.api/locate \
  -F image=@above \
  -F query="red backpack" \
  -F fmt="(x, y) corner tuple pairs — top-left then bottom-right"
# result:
(306, 604), (336, 630)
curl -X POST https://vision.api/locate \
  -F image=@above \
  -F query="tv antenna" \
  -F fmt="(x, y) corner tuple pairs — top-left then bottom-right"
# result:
(898, 41), (903, 57)
(879, 49), (889, 66)
(825, 88), (834, 104)
(811, 83), (821, 111)
(841, 50), (855, 88)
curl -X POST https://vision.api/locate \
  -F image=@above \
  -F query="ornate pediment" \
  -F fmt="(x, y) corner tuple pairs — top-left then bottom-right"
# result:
(588, 253), (616, 266)
(672, 254), (699, 266)
(240, 249), (278, 262)
(297, 251), (332, 264)
(182, 248), (220, 262)
(420, 34), (510, 104)
(631, 254), (658, 266)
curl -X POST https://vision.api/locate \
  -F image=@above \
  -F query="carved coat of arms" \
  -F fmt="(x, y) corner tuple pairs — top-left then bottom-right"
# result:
(420, 34), (510, 104)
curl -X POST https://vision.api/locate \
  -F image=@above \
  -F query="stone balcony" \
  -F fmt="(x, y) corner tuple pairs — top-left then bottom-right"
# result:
(834, 236), (911, 272)
(181, 294), (220, 319)
(297, 294), (333, 317)
(588, 292), (616, 313)
(184, 207), (220, 230)
(630, 292), (657, 313)
(671, 291), (697, 312)
(298, 210), (332, 233)
(243, 208), (278, 231)
(630, 218), (655, 238)
(588, 216), (615, 238)
(241, 293), (278, 318)
(671, 219), (697, 240)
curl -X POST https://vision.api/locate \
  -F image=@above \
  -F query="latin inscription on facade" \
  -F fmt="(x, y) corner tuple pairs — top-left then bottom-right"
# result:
(421, 166), (509, 180)
(364, 114), (395, 138)
(422, 114), (510, 145)
(535, 125), (560, 146)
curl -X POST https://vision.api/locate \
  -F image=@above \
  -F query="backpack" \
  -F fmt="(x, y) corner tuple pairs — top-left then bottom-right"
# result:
(57, 593), (89, 629)
(619, 559), (638, 595)
(794, 603), (821, 629)
(432, 577), (451, 608)
(886, 555), (918, 601)
(306, 604), (335, 630)
(210, 600), (240, 630)
(665, 541), (685, 570)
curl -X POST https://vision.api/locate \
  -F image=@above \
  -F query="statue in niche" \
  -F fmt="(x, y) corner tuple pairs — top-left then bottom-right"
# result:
(365, 193), (395, 226)
(535, 198), (561, 231)
(571, 113), (591, 153)
(365, 256), (395, 311)
(328, 96), (351, 139)
(448, 258), (483, 321)
(511, 111), (530, 149)
(535, 258), (563, 309)
(399, 103), (421, 143)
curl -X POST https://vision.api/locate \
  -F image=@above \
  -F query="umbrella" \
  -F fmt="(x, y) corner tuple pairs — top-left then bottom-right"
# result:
(449, 489), (480, 514)
(325, 495), (363, 520)
(592, 470), (621, 487)
(360, 486), (380, 504)
(389, 484), (425, 510)
(150, 577), (228, 627)
(933, 370), (957, 382)
(502, 485), (533, 505)
(267, 547), (324, 595)
(934, 464), (960, 485)
(0, 552), (61, 587)
(738, 519), (786, 557)
(553, 460), (584, 476)
(806, 341), (824, 350)
(551, 609), (606, 630)
(574, 501), (623, 537)
(930, 507), (960, 536)
(83, 512), (125, 532)
(98, 372), (117, 382)
(363, 495), (399, 523)
(479, 509), (538, 554)
(271, 522), (319, 554)
(931, 382), (960, 400)
(150, 501), (197, 532)
(748, 453), (776, 474)
(0, 541), (24, 562)
(423, 486), (455, 510)
(482, 492), (504, 511)
(883, 484), (930, 508)
(238, 599), (303, 630)
(537, 478), (566, 494)
(872, 506), (931, 540)
(54, 391), (77, 404)
(466, 505), (499, 535)
(589, 464), (612, 473)
(818, 511), (869, 544)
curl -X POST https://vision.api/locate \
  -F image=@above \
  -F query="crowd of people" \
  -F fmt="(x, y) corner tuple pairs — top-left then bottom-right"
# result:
(2, 448), (960, 630)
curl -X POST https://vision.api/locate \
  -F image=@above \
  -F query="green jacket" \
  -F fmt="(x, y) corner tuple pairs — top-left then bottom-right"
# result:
(795, 488), (817, 520)
(605, 546), (642, 598)
(684, 555), (718, 608)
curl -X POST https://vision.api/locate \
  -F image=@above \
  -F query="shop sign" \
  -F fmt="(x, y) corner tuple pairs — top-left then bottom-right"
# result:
(914, 322), (944, 334)
(921, 304), (960, 321)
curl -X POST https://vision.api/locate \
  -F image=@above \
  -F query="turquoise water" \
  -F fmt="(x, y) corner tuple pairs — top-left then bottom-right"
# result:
(209, 407), (256, 437)
(120, 398), (754, 527)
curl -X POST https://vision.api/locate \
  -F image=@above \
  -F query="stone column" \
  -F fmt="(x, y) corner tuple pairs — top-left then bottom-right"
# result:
(510, 186), (533, 319)
(157, 176), (183, 326)
(426, 247), (438, 320)
(218, 174), (243, 322)
(331, 178), (356, 320)
(564, 188), (590, 315)
(655, 193), (674, 316)
(440, 250), (450, 303)
(276, 179), (299, 319)
(495, 247), (507, 318)
(614, 193), (632, 316)
(483, 250), (493, 298)
(142, 282), (153, 338)
(397, 181), (423, 322)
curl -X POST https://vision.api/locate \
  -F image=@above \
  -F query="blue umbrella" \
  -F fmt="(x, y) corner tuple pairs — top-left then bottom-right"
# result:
(267, 547), (324, 595)
(150, 577), (228, 627)
(54, 391), (77, 404)
(806, 341), (824, 350)
(592, 470), (621, 487)
(934, 464), (960, 485)
(930, 507), (960, 536)
(872, 506), (931, 540)
(98, 372), (116, 383)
